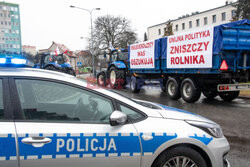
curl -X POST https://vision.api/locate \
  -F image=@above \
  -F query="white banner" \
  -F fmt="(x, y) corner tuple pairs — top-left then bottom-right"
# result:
(130, 40), (155, 69)
(167, 27), (214, 68)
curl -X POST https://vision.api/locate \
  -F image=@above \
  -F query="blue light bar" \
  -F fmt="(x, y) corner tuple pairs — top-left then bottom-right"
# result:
(0, 58), (6, 64)
(11, 58), (26, 65)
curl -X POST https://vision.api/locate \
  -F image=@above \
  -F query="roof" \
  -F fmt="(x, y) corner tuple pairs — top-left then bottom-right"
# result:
(0, 1), (19, 7)
(38, 41), (77, 58)
(148, 2), (236, 29)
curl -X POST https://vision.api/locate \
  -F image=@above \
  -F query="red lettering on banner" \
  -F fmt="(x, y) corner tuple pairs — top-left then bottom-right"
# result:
(204, 41), (209, 51)
(131, 57), (153, 66)
(137, 51), (145, 56)
(187, 44), (192, 52)
(192, 43), (197, 52)
(197, 42), (203, 51)
(171, 57), (175, 64)
(170, 47), (174, 54)
(200, 55), (205, 64)
(170, 55), (205, 65)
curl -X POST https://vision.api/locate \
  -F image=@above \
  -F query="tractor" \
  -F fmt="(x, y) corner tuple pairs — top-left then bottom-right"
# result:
(97, 48), (128, 88)
(34, 53), (76, 76)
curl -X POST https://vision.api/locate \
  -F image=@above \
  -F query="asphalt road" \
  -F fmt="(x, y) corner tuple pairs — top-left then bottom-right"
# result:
(113, 86), (250, 167)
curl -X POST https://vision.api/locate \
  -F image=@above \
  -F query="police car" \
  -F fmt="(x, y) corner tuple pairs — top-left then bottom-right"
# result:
(0, 67), (230, 167)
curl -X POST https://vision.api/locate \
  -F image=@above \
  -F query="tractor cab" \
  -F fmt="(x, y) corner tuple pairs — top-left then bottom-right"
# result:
(105, 48), (128, 67)
(34, 53), (75, 76)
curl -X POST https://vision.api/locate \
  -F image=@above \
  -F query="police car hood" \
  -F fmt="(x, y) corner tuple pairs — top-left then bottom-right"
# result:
(135, 100), (216, 124)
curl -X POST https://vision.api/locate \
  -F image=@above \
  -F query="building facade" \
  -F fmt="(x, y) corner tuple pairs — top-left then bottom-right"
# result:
(0, 2), (21, 53)
(22, 45), (36, 56)
(148, 1), (236, 40)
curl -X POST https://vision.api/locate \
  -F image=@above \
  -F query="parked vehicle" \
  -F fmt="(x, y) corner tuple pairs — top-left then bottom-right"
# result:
(0, 67), (230, 167)
(99, 19), (250, 103)
(34, 53), (76, 76)
(97, 48), (128, 88)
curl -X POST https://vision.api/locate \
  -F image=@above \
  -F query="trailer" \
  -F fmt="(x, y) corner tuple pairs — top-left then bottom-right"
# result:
(128, 19), (250, 103)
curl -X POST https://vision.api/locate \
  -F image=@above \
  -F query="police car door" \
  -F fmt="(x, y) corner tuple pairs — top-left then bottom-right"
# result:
(12, 78), (141, 167)
(0, 78), (18, 167)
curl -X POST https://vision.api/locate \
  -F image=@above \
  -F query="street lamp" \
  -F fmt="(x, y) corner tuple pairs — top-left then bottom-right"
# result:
(70, 5), (101, 76)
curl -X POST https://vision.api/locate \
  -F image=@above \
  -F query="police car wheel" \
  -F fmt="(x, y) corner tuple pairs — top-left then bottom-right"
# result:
(166, 77), (181, 100)
(152, 146), (207, 167)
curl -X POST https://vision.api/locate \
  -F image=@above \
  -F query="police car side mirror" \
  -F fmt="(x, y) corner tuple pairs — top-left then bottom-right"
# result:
(109, 110), (127, 126)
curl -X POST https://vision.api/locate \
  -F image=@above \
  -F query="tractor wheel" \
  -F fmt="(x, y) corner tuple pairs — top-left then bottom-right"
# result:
(219, 91), (239, 101)
(68, 69), (76, 76)
(109, 67), (126, 89)
(97, 72), (107, 87)
(45, 66), (58, 72)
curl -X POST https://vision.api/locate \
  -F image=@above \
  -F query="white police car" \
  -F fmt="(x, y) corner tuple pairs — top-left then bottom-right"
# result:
(0, 68), (230, 167)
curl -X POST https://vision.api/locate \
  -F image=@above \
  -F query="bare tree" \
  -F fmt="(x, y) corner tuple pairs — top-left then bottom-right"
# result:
(163, 21), (174, 37)
(91, 15), (137, 53)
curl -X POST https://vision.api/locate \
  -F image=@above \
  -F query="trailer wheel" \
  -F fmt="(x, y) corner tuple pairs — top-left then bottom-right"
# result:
(202, 90), (218, 99)
(109, 67), (126, 89)
(160, 78), (167, 92)
(166, 77), (181, 100)
(219, 91), (239, 101)
(130, 76), (141, 93)
(97, 72), (107, 87)
(181, 78), (201, 103)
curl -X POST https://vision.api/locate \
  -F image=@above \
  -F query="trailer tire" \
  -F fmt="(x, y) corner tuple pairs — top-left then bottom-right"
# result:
(97, 72), (107, 87)
(109, 67), (126, 89)
(219, 91), (239, 101)
(160, 78), (167, 92)
(181, 78), (201, 103)
(166, 77), (181, 100)
(130, 76), (141, 93)
(202, 90), (218, 99)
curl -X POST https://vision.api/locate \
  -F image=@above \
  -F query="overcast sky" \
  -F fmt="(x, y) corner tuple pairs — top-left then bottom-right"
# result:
(6, 0), (234, 51)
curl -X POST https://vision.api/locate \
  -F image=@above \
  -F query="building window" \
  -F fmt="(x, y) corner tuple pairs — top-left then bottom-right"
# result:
(182, 23), (185, 30)
(204, 17), (208, 25)
(212, 15), (216, 23)
(164, 27), (166, 33)
(196, 19), (200, 27)
(189, 21), (192, 28)
(231, 10), (236, 18)
(221, 12), (226, 21)
(175, 24), (178, 31)
(158, 29), (161, 35)
(0, 13), (2, 17)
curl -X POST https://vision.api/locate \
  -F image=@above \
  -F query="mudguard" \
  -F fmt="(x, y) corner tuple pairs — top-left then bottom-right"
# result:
(60, 62), (73, 68)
